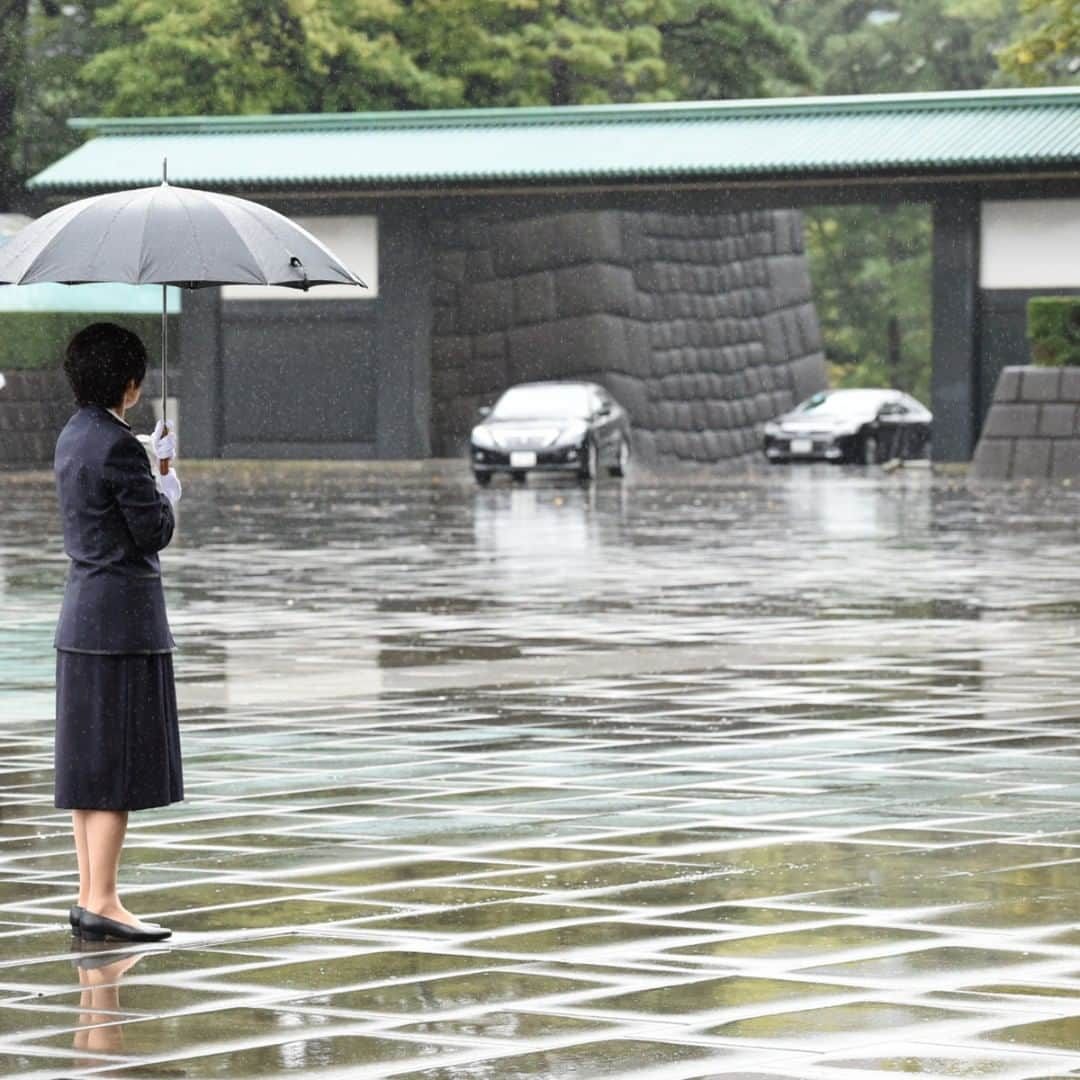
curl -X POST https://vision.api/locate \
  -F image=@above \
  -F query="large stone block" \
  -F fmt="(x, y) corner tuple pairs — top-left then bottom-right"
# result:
(462, 280), (514, 335)
(507, 314), (628, 382)
(993, 367), (1024, 402)
(1051, 439), (1080, 479)
(790, 355), (829, 404)
(1061, 367), (1080, 403)
(459, 356), (507, 396)
(1039, 403), (1076, 437)
(981, 403), (1040, 438)
(432, 278), (459, 306)
(767, 255), (813, 309)
(491, 212), (626, 276)
(1012, 438), (1052, 479)
(513, 273), (557, 325)
(434, 250), (468, 283)
(554, 264), (637, 320)
(473, 332), (507, 361)
(1021, 368), (1063, 401)
(971, 437), (1014, 479)
(432, 335), (471, 369)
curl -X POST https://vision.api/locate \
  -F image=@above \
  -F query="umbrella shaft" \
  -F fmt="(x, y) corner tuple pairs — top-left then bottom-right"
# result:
(160, 285), (168, 423)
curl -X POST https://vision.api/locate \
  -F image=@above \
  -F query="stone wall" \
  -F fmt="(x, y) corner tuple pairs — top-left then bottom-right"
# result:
(0, 369), (159, 466)
(430, 209), (827, 463)
(0, 370), (72, 466)
(972, 366), (1080, 481)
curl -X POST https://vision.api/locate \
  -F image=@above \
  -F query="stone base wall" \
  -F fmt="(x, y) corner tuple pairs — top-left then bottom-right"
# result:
(0, 370), (73, 466)
(0, 370), (160, 466)
(430, 209), (827, 463)
(972, 366), (1080, 480)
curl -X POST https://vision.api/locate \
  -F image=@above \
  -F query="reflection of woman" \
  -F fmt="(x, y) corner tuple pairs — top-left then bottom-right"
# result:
(54, 324), (183, 943)
(72, 949), (143, 1061)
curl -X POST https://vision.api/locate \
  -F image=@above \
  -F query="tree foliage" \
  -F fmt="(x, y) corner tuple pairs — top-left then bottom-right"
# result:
(775, 0), (1021, 95)
(771, 0), (1024, 401)
(999, 0), (1080, 84)
(74, 0), (810, 118)
(0, 0), (31, 205)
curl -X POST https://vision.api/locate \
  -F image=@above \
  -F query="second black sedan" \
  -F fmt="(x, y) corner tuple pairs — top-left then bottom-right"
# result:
(470, 381), (631, 485)
(763, 388), (932, 465)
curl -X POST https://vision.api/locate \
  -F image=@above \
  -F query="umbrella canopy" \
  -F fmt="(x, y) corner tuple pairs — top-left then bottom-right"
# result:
(0, 181), (366, 290)
(0, 175), (366, 473)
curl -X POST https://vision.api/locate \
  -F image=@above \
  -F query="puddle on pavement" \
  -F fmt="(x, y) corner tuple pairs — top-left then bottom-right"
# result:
(705, 1001), (968, 1043)
(299, 968), (600, 1015)
(5, 466), (1080, 1076)
(583, 974), (856, 1015)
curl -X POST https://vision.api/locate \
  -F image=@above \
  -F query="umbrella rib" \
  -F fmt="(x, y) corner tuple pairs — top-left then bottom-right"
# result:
(212, 193), (295, 283)
(172, 188), (211, 284)
(0, 199), (89, 283)
(81, 191), (143, 282)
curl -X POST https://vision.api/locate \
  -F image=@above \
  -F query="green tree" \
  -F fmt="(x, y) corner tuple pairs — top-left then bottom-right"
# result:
(772, 0), (1022, 399)
(81, 0), (460, 116)
(659, 0), (812, 100)
(0, 0), (31, 205)
(1000, 0), (1080, 84)
(14, 2), (115, 196)
(776, 0), (1021, 95)
(395, 0), (673, 108)
(79, 0), (810, 116)
(804, 205), (932, 402)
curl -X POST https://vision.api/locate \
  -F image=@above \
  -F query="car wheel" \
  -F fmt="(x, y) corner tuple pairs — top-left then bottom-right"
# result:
(608, 438), (630, 478)
(511, 470), (528, 484)
(474, 471), (492, 487)
(578, 440), (598, 484)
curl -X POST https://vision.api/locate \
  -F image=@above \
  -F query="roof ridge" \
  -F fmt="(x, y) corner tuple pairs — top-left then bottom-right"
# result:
(69, 87), (1080, 136)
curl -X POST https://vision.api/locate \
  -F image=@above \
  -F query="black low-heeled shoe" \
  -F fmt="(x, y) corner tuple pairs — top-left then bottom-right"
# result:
(69, 905), (83, 934)
(79, 910), (171, 943)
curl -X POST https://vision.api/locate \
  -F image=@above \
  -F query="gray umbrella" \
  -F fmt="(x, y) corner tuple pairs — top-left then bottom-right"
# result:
(0, 167), (366, 469)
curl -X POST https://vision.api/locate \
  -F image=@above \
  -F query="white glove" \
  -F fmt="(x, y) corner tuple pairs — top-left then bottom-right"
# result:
(158, 469), (182, 506)
(150, 419), (177, 462)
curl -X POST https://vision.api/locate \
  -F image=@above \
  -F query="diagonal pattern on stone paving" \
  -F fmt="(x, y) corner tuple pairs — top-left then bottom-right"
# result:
(0, 464), (1079, 1078)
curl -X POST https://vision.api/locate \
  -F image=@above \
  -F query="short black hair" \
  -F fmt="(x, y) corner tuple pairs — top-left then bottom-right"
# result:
(63, 323), (148, 408)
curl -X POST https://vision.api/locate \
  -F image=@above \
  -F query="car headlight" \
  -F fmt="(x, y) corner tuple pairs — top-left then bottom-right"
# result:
(471, 426), (497, 450)
(763, 422), (781, 438)
(554, 422), (588, 446)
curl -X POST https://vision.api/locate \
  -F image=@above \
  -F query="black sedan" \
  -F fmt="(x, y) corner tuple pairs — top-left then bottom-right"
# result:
(470, 381), (631, 485)
(763, 388), (932, 465)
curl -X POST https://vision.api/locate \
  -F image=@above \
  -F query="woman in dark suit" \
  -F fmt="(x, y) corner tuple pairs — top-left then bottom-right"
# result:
(54, 323), (183, 943)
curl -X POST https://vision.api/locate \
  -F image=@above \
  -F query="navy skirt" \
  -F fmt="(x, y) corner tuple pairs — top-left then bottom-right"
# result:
(54, 651), (184, 811)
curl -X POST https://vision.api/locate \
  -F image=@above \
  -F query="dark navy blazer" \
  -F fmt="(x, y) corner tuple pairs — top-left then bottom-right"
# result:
(54, 405), (175, 654)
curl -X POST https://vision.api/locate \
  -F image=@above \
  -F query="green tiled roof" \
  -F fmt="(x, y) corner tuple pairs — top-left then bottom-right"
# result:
(28, 88), (1080, 194)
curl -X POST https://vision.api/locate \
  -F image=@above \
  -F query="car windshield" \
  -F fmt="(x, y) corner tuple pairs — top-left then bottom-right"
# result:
(492, 385), (591, 420)
(794, 390), (890, 418)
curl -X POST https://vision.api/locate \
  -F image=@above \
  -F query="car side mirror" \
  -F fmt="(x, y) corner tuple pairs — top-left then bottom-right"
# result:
(477, 405), (492, 419)
(596, 403), (612, 418)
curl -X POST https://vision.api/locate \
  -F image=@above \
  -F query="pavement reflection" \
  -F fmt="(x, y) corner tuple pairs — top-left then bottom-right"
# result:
(71, 946), (143, 1064)
(0, 461), (1079, 1078)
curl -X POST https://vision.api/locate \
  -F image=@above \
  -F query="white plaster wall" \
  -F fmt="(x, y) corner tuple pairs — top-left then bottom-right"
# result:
(223, 216), (378, 300)
(981, 199), (1080, 290)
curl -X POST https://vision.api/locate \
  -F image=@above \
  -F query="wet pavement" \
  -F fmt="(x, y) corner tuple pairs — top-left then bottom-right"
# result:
(1, 460), (1079, 1078)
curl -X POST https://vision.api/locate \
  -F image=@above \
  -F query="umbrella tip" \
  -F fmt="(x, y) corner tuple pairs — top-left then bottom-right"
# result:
(162, 158), (168, 185)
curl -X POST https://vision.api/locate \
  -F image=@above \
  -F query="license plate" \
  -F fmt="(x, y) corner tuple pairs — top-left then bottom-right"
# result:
(790, 438), (813, 455)
(510, 451), (537, 468)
